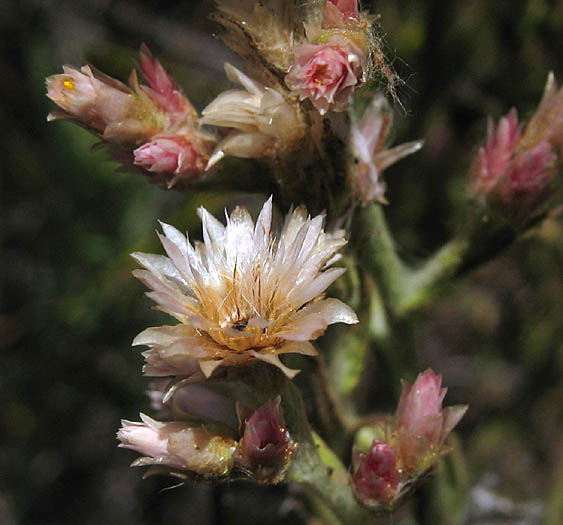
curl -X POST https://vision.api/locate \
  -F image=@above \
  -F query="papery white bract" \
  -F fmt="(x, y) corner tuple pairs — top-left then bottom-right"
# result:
(351, 95), (423, 205)
(200, 64), (305, 168)
(132, 197), (358, 378)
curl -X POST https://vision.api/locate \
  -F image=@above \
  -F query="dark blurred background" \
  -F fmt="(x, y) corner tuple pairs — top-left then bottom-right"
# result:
(1, 0), (562, 523)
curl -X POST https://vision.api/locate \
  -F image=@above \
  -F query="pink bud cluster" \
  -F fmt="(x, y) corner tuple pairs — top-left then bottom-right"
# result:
(285, 0), (368, 114)
(351, 369), (467, 507)
(46, 45), (212, 187)
(117, 393), (296, 482)
(472, 74), (563, 207)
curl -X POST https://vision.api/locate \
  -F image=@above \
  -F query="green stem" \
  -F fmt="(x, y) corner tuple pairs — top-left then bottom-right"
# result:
(353, 204), (410, 316)
(395, 236), (470, 316)
(282, 382), (384, 525)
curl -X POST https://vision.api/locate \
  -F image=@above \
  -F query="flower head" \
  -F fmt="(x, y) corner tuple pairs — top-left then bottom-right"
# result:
(394, 369), (467, 474)
(351, 95), (423, 204)
(117, 413), (237, 477)
(352, 440), (400, 506)
(46, 64), (166, 146)
(132, 197), (358, 379)
(201, 64), (304, 168)
(237, 397), (297, 481)
(472, 109), (557, 206)
(285, 36), (366, 115)
(472, 75), (563, 208)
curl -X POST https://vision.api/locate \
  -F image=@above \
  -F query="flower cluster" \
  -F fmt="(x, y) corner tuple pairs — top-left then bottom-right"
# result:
(46, 45), (213, 187)
(351, 369), (467, 507)
(117, 194), (356, 480)
(472, 73), (562, 208)
(46, 1), (406, 210)
(118, 395), (295, 482)
(43, 0), (489, 512)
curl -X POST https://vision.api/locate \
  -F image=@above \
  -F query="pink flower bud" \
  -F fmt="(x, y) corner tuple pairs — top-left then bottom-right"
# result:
(46, 65), (131, 134)
(352, 440), (400, 505)
(46, 65), (165, 145)
(473, 109), (522, 196)
(237, 397), (297, 481)
(499, 142), (557, 203)
(117, 414), (193, 470)
(117, 413), (237, 477)
(394, 369), (467, 474)
(285, 37), (365, 115)
(472, 78), (561, 207)
(324, 0), (360, 27)
(138, 44), (196, 120)
(133, 135), (208, 186)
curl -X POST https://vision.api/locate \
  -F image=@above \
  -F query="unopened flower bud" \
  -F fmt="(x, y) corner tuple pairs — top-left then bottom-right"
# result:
(237, 397), (297, 482)
(352, 440), (400, 506)
(46, 65), (165, 146)
(394, 369), (467, 475)
(133, 134), (209, 187)
(138, 44), (196, 122)
(472, 76), (562, 208)
(499, 142), (557, 203)
(285, 35), (367, 115)
(117, 413), (236, 477)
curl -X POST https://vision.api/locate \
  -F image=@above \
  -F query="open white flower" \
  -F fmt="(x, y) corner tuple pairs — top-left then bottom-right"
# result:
(200, 64), (304, 168)
(132, 197), (357, 378)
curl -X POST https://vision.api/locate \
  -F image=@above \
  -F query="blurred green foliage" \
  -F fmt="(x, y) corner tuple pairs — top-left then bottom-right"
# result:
(1, 0), (561, 523)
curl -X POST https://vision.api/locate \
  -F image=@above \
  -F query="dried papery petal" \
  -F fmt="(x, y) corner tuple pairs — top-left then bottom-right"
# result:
(521, 72), (563, 155)
(352, 440), (400, 506)
(213, 1), (304, 72)
(132, 197), (357, 378)
(237, 397), (297, 481)
(201, 64), (304, 167)
(117, 413), (237, 477)
(285, 36), (366, 114)
(351, 95), (423, 204)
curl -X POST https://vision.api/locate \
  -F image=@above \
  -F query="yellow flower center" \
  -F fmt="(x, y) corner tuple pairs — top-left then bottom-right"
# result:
(63, 79), (75, 91)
